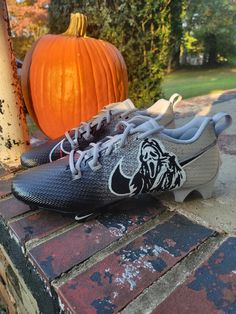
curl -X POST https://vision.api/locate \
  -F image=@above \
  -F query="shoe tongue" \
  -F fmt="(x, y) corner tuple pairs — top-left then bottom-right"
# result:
(106, 99), (136, 112)
(145, 98), (170, 115)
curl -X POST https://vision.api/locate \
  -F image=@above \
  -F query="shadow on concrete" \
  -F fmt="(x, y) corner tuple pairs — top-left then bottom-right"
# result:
(213, 90), (236, 105)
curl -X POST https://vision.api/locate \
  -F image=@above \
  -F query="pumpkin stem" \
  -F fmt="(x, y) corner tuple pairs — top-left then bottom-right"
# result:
(63, 13), (87, 37)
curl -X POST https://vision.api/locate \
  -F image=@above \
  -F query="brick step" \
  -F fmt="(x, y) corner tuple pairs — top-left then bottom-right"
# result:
(152, 237), (236, 314)
(55, 214), (214, 313)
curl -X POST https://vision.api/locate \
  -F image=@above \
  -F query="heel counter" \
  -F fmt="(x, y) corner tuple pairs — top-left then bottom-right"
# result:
(182, 144), (220, 188)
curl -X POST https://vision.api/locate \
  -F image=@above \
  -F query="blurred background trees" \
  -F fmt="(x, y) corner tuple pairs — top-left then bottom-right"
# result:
(7, 0), (48, 59)
(183, 0), (236, 66)
(6, 0), (236, 105)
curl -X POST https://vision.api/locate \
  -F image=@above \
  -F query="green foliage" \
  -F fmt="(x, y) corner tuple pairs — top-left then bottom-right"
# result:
(184, 0), (236, 65)
(7, 0), (48, 60)
(167, 0), (184, 70)
(183, 32), (199, 53)
(49, 0), (183, 107)
(12, 35), (34, 60)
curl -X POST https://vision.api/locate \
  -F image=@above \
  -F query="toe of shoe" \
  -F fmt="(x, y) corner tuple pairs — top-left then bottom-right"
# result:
(21, 152), (39, 168)
(12, 159), (70, 209)
(20, 148), (51, 168)
(12, 171), (32, 204)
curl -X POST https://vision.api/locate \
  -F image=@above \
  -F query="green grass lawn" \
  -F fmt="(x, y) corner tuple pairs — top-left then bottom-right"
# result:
(162, 64), (236, 99)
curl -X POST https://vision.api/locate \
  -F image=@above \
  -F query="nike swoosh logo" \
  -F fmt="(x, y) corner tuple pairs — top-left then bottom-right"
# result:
(179, 141), (216, 167)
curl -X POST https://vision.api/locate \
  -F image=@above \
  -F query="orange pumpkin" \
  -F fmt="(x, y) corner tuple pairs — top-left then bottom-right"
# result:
(21, 13), (128, 139)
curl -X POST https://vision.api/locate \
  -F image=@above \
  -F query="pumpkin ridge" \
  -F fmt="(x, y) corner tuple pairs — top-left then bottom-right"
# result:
(46, 36), (55, 133)
(63, 37), (80, 133)
(89, 38), (110, 110)
(56, 36), (75, 135)
(113, 42), (128, 100)
(77, 38), (90, 122)
(105, 42), (123, 101)
(82, 38), (100, 118)
(74, 38), (82, 122)
(45, 36), (62, 136)
(55, 37), (63, 132)
(29, 37), (48, 134)
(73, 37), (81, 127)
(86, 37), (111, 112)
(43, 36), (57, 136)
(32, 36), (62, 137)
(110, 43), (128, 100)
(79, 38), (89, 124)
(21, 39), (40, 126)
(96, 40), (117, 104)
(60, 36), (69, 131)
(98, 40), (121, 103)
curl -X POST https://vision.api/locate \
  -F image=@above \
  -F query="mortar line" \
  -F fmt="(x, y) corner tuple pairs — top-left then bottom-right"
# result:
(52, 210), (174, 288)
(25, 221), (79, 252)
(8, 209), (41, 223)
(0, 191), (12, 200)
(121, 233), (227, 314)
(25, 206), (172, 252)
(175, 207), (224, 233)
(0, 194), (12, 203)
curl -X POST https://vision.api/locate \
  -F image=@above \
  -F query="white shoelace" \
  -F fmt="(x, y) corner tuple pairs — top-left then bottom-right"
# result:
(49, 105), (136, 162)
(69, 118), (164, 179)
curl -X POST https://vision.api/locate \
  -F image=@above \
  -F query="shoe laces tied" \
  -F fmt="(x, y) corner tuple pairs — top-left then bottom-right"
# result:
(69, 117), (163, 179)
(64, 108), (112, 149)
(49, 104), (135, 162)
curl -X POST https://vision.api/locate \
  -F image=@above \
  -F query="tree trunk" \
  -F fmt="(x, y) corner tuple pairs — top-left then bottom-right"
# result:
(203, 52), (208, 65)
(180, 47), (187, 66)
(167, 48), (181, 73)
(0, 0), (29, 167)
(205, 34), (217, 66)
(167, 56), (173, 73)
(172, 48), (181, 68)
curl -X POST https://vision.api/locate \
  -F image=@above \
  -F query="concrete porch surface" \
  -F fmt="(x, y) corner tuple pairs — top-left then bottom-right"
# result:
(0, 90), (235, 313)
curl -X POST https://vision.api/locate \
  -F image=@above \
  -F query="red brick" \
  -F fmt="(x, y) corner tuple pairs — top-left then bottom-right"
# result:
(57, 214), (214, 314)
(153, 237), (236, 314)
(0, 178), (12, 199)
(28, 196), (163, 282)
(0, 197), (31, 221)
(9, 211), (74, 245)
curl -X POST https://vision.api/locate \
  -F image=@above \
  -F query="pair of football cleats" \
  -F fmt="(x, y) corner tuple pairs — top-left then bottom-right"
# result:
(12, 94), (232, 220)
